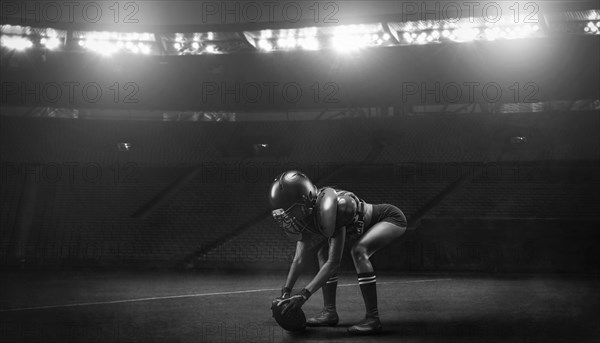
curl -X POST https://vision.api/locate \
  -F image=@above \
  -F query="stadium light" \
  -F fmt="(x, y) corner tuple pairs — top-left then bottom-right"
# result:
(244, 23), (393, 53)
(39, 28), (62, 50)
(1, 35), (33, 50)
(258, 39), (273, 51)
(40, 37), (60, 49)
(544, 9), (600, 36)
(161, 31), (253, 55)
(299, 37), (319, 50)
(1, 8), (597, 57)
(1, 25), (66, 51)
(388, 15), (543, 46)
(584, 21), (600, 34)
(73, 30), (156, 55)
(205, 45), (216, 53)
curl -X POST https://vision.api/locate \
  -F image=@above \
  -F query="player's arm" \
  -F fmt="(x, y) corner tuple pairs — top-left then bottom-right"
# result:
(278, 227), (345, 315)
(285, 187), (345, 296)
(304, 226), (345, 294)
(281, 238), (312, 297)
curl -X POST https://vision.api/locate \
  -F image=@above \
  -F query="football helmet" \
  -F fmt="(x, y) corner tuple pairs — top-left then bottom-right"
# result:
(269, 171), (318, 240)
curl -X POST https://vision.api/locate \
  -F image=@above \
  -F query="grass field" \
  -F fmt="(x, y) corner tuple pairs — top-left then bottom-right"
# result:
(1, 270), (598, 342)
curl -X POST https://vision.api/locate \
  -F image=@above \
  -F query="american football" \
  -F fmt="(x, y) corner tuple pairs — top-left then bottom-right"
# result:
(271, 299), (307, 332)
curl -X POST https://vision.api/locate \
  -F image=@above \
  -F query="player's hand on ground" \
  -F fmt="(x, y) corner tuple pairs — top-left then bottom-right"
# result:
(278, 289), (311, 315)
(278, 295), (305, 315)
(279, 286), (291, 299)
(272, 287), (291, 310)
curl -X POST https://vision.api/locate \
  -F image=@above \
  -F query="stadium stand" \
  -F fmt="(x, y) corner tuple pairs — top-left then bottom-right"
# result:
(1, 112), (599, 270)
(1, 112), (598, 166)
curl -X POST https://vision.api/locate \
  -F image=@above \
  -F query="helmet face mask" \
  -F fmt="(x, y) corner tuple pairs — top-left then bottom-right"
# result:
(272, 203), (312, 240)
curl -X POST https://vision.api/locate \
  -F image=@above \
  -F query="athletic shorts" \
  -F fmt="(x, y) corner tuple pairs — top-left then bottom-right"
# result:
(369, 204), (407, 229)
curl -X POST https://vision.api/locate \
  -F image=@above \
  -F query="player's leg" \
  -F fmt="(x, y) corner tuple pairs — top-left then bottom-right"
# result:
(352, 220), (407, 273)
(317, 242), (339, 312)
(306, 242), (339, 326)
(349, 206), (407, 334)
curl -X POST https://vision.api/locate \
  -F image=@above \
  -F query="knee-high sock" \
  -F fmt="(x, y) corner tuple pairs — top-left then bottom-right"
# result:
(358, 272), (378, 318)
(322, 275), (338, 311)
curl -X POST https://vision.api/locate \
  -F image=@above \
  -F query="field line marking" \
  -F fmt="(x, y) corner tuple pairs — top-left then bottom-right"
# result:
(0, 278), (451, 312)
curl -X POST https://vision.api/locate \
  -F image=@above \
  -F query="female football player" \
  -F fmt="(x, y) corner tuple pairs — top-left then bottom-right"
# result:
(270, 170), (407, 335)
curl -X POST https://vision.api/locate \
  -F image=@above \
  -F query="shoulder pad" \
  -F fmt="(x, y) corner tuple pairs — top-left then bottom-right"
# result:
(318, 187), (337, 237)
(336, 194), (357, 227)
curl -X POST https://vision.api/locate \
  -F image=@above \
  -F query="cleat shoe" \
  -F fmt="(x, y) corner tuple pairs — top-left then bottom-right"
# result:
(348, 316), (382, 335)
(306, 309), (339, 327)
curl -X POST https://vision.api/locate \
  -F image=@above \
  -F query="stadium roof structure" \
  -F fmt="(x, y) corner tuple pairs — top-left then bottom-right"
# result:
(1, 1), (598, 116)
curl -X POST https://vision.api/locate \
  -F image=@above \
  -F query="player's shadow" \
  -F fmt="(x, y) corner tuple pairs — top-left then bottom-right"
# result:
(282, 323), (396, 341)
(383, 316), (598, 341)
(281, 315), (599, 342)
